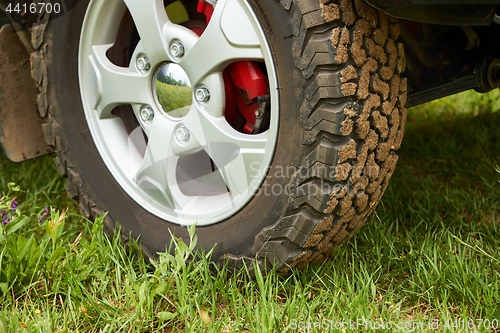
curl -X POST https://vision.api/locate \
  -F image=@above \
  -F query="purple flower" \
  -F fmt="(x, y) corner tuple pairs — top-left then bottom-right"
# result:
(39, 206), (50, 223)
(1, 196), (20, 226)
(1, 210), (9, 225)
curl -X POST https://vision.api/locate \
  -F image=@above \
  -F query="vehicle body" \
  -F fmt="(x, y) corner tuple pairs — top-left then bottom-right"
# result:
(0, 0), (498, 273)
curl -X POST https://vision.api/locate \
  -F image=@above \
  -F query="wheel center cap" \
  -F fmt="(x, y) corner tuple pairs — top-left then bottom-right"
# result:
(154, 63), (192, 118)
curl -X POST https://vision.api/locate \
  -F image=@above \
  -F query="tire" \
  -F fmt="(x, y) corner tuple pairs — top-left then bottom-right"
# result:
(44, 0), (407, 273)
(0, 10), (9, 28)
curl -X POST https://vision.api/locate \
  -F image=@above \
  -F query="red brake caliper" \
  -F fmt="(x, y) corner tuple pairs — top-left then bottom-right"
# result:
(197, 0), (269, 134)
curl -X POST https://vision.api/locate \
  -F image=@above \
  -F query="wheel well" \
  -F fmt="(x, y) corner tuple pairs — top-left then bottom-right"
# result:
(398, 19), (500, 106)
(365, 0), (499, 26)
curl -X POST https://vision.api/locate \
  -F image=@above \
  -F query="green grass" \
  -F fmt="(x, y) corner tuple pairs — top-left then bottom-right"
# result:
(156, 81), (192, 117)
(1, 90), (499, 332)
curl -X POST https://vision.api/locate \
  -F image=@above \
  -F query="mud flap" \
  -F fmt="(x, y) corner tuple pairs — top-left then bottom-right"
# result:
(0, 24), (53, 162)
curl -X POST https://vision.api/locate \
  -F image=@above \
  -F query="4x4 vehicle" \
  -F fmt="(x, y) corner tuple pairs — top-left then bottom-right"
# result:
(1, 0), (499, 273)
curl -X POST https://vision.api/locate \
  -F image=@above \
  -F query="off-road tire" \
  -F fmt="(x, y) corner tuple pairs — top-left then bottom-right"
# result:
(43, 0), (407, 273)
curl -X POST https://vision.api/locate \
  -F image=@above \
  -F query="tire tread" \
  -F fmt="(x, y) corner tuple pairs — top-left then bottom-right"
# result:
(242, 0), (408, 273)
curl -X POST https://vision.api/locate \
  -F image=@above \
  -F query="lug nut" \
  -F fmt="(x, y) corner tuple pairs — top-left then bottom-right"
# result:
(170, 42), (185, 58)
(137, 56), (150, 71)
(195, 87), (210, 103)
(176, 127), (190, 142)
(140, 106), (154, 122)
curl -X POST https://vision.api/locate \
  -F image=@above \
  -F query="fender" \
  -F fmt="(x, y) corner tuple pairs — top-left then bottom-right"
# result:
(0, 24), (52, 162)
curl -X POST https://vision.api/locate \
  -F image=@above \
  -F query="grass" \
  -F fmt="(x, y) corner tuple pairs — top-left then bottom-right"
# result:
(156, 81), (192, 117)
(0, 89), (499, 332)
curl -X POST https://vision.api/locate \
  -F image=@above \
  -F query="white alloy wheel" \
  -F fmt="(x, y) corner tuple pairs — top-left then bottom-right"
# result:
(78, 0), (278, 226)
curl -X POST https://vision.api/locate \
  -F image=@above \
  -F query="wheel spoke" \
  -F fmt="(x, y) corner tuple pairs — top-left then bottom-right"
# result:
(89, 45), (150, 118)
(219, 147), (266, 199)
(123, 0), (198, 64)
(182, 106), (267, 196)
(133, 115), (196, 211)
(180, 0), (264, 85)
(122, 0), (168, 63)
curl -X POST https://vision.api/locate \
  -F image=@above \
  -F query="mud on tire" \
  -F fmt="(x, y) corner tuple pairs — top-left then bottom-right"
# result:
(43, 0), (407, 273)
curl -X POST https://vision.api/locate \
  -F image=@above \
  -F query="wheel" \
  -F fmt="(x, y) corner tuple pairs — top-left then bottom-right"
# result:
(43, 0), (407, 273)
